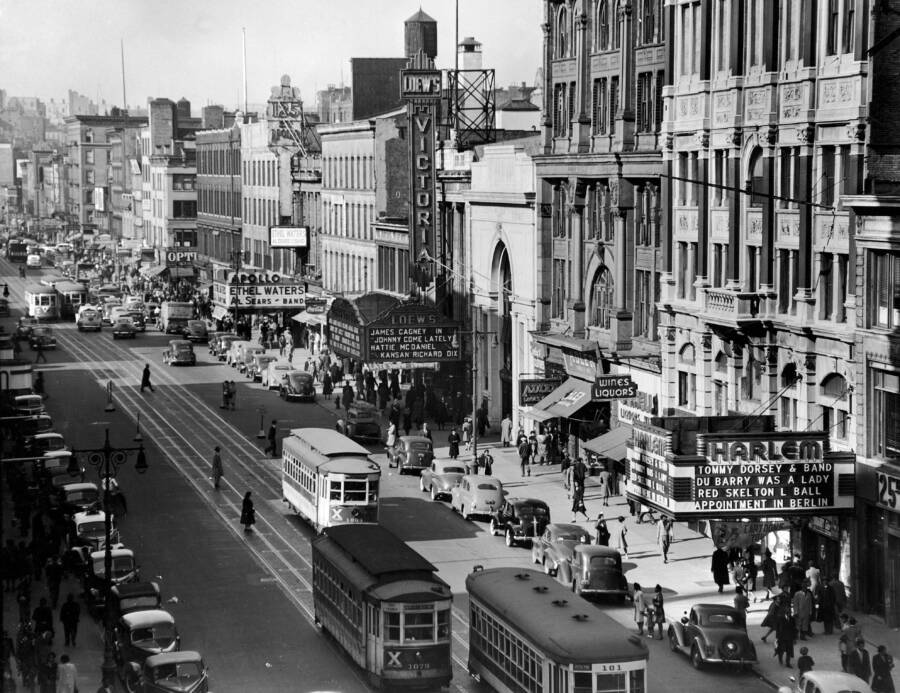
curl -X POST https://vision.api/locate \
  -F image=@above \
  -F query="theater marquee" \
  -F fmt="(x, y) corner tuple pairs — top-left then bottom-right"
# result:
(626, 427), (856, 519)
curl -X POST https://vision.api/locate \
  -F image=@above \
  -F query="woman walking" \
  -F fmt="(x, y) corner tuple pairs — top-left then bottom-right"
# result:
(447, 427), (460, 460)
(632, 583), (647, 636)
(651, 585), (666, 639)
(761, 549), (777, 600)
(240, 492), (256, 533)
(657, 517), (674, 563)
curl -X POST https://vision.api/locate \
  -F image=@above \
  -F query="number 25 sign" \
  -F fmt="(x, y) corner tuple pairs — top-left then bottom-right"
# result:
(876, 470), (900, 511)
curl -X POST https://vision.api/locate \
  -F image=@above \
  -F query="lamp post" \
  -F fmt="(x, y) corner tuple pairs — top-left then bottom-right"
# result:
(70, 429), (148, 687)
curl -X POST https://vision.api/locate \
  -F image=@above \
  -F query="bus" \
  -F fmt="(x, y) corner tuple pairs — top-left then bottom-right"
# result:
(312, 525), (453, 689)
(56, 281), (89, 319)
(7, 239), (28, 263)
(24, 284), (59, 320)
(466, 567), (650, 693)
(281, 427), (380, 531)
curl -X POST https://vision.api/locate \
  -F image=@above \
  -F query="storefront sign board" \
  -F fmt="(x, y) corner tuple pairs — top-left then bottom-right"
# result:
(876, 468), (900, 513)
(519, 379), (563, 406)
(563, 352), (598, 381)
(591, 375), (638, 400)
(212, 280), (306, 309)
(365, 303), (460, 363)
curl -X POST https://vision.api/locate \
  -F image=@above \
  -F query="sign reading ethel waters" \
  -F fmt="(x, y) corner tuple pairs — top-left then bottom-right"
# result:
(269, 226), (308, 249)
(366, 304), (460, 363)
(213, 271), (305, 310)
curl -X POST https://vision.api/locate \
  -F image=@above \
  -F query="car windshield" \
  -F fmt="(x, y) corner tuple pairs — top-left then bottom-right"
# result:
(174, 346), (192, 354)
(66, 489), (98, 504)
(120, 595), (158, 611)
(477, 482), (499, 491)
(702, 611), (744, 627)
(440, 466), (465, 475)
(518, 505), (548, 516)
(131, 623), (177, 648)
(34, 327), (52, 336)
(556, 531), (586, 542)
(589, 555), (619, 568)
(93, 556), (135, 577)
(79, 521), (105, 535)
(408, 442), (432, 452)
(288, 374), (311, 385)
(149, 661), (202, 684)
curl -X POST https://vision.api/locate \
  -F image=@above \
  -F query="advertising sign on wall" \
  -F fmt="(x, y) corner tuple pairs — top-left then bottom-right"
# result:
(591, 375), (638, 400)
(164, 248), (198, 266)
(269, 226), (308, 249)
(213, 270), (306, 309)
(326, 297), (364, 360)
(366, 304), (460, 363)
(876, 468), (900, 513)
(519, 379), (563, 406)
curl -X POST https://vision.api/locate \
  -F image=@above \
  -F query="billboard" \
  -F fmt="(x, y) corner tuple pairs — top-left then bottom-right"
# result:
(366, 304), (460, 363)
(518, 379), (563, 406)
(213, 271), (305, 310)
(270, 226), (308, 249)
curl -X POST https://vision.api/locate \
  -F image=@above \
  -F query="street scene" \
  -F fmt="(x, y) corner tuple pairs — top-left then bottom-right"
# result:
(1, 1), (900, 693)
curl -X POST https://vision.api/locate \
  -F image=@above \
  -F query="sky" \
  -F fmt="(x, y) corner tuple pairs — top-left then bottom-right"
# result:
(0, 0), (544, 113)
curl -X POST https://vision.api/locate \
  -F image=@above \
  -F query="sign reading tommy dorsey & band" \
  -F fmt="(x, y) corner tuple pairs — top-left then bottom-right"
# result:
(625, 416), (856, 519)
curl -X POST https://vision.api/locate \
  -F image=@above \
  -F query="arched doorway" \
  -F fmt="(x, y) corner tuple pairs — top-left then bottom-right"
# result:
(492, 243), (514, 420)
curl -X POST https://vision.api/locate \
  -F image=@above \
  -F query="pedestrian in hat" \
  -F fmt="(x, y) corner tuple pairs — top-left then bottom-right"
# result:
(849, 638), (872, 683)
(872, 644), (895, 693)
(594, 514), (610, 546)
(211, 446), (223, 490)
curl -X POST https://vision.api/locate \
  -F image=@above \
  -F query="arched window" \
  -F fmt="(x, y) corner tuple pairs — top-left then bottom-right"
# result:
(678, 344), (697, 410)
(556, 5), (570, 58)
(641, 0), (657, 44)
(591, 266), (615, 328)
(820, 373), (850, 441)
(613, 1), (621, 49)
(749, 148), (765, 207)
(597, 0), (610, 50)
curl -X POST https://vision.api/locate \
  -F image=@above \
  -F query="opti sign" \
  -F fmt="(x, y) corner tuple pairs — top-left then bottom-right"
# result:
(592, 375), (638, 400)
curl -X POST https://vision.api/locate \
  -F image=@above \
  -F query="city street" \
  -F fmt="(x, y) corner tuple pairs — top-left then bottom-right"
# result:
(1, 261), (780, 692)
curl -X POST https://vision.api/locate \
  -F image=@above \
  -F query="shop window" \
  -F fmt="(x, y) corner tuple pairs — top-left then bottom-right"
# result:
(871, 251), (900, 329)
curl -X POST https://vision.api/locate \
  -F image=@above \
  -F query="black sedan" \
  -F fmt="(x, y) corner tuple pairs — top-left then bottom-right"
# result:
(182, 320), (208, 343)
(279, 371), (316, 401)
(112, 319), (137, 339)
(29, 326), (57, 349)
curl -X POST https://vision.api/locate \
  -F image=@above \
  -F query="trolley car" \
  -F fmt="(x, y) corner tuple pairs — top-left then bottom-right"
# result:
(312, 525), (453, 689)
(281, 427), (380, 531)
(24, 284), (59, 320)
(466, 567), (649, 693)
(55, 281), (89, 319)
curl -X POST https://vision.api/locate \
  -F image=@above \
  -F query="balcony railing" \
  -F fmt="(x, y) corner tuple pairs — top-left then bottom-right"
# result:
(703, 288), (762, 324)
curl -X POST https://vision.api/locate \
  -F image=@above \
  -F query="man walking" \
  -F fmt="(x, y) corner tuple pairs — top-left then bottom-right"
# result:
(265, 420), (278, 458)
(211, 446), (223, 490)
(848, 638), (872, 684)
(614, 516), (628, 559)
(599, 467), (611, 506)
(59, 593), (80, 647)
(518, 436), (532, 477)
(140, 363), (155, 392)
(34, 340), (47, 364)
(500, 414), (512, 447)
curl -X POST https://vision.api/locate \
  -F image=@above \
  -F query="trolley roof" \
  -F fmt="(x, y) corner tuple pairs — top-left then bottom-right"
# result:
(285, 427), (371, 458)
(320, 525), (437, 578)
(24, 283), (58, 294)
(55, 281), (88, 293)
(466, 567), (649, 664)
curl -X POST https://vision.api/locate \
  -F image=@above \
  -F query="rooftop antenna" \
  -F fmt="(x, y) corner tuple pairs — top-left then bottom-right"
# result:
(120, 38), (128, 112)
(242, 27), (248, 120)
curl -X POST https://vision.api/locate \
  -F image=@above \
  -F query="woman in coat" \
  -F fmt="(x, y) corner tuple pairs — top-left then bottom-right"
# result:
(322, 371), (333, 396)
(872, 644), (895, 693)
(775, 609), (798, 668)
(651, 584), (666, 639)
(711, 545), (731, 593)
(760, 549), (778, 600)
(240, 492), (256, 532)
(632, 583), (647, 636)
(447, 428), (461, 460)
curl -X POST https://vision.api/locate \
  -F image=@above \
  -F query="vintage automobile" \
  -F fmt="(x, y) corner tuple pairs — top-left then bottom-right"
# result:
(16, 316), (39, 339)
(246, 353), (277, 382)
(58, 481), (100, 515)
(235, 345), (265, 374)
(225, 340), (252, 367)
(667, 603), (758, 670)
(163, 340), (196, 366)
(337, 404), (382, 443)
(29, 326), (57, 349)
(14, 394), (46, 416)
(125, 651), (210, 693)
(489, 497), (551, 547)
(789, 671), (874, 693)
(530, 523), (591, 575)
(76, 305), (103, 331)
(68, 508), (120, 551)
(419, 459), (466, 500)
(387, 435), (434, 475)
(101, 299), (123, 326)
(110, 581), (162, 620)
(115, 609), (180, 683)
(262, 359), (293, 389)
(25, 432), (68, 456)
(84, 547), (141, 613)
(556, 545), (631, 602)
(450, 475), (504, 520)
(125, 310), (147, 332)
(112, 318), (138, 339)
(212, 334), (239, 360)
(182, 319), (208, 343)
(279, 370), (316, 401)
(18, 414), (54, 436)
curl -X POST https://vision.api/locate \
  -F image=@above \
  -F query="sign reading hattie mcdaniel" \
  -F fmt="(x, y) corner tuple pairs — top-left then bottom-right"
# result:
(367, 304), (460, 363)
(626, 426), (856, 519)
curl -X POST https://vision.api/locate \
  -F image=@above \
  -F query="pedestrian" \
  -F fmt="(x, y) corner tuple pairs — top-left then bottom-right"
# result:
(598, 467), (611, 506)
(819, 576), (836, 635)
(500, 414), (512, 447)
(572, 457), (587, 493)
(594, 515), (610, 546)
(59, 594), (79, 647)
(518, 436), (531, 478)
(775, 609), (798, 668)
(45, 556), (63, 609)
(34, 341), (47, 364)
(633, 583), (646, 635)
(792, 586), (813, 639)
(872, 644), (895, 693)
(657, 517), (673, 563)
(831, 577), (849, 624)
(278, 332), (286, 357)
(797, 646), (815, 675)
(228, 380), (236, 409)
(761, 593), (785, 643)
(447, 427), (460, 460)
(806, 561), (822, 592)
(38, 650), (57, 693)
(849, 638), (872, 684)
(481, 449), (493, 476)
(386, 422), (397, 458)
(240, 492), (256, 532)
(761, 549), (777, 600)
(462, 417), (472, 452)
(265, 420), (278, 458)
(341, 382), (354, 411)
(211, 446), (223, 490)
(614, 516), (628, 559)
(220, 380), (229, 408)
(32, 597), (53, 640)
(420, 422), (432, 443)
(56, 653), (76, 693)
(840, 615), (862, 672)
(140, 363), (155, 392)
(651, 584), (665, 639)
(733, 585), (750, 619)
(571, 485), (589, 522)
(711, 545), (730, 593)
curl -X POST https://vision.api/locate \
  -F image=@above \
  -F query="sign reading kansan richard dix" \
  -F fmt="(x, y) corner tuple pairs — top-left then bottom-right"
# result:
(367, 304), (460, 363)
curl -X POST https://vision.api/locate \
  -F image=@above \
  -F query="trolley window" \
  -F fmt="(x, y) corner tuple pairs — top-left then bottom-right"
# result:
(343, 479), (367, 502)
(383, 608), (449, 644)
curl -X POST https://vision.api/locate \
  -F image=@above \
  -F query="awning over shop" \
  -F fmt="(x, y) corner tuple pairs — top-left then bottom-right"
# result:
(169, 267), (195, 278)
(211, 305), (229, 321)
(291, 311), (327, 327)
(583, 426), (630, 460)
(522, 406), (555, 422)
(140, 264), (167, 279)
(532, 377), (594, 419)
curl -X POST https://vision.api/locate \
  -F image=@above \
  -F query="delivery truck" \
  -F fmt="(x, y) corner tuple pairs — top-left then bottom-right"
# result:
(159, 301), (194, 335)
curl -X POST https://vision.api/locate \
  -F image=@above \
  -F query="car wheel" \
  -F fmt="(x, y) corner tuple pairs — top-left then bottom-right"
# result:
(490, 518), (500, 536)
(430, 486), (438, 501)
(123, 669), (140, 693)
(690, 643), (704, 670)
(668, 628), (679, 652)
(505, 529), (515, 547)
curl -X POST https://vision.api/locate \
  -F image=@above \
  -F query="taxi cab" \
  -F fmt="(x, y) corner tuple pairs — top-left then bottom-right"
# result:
(163, 340), (196, 366)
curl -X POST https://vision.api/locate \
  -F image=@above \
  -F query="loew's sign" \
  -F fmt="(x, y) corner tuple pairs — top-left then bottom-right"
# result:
(366, 304), (460, 363)
(592, 375), (638, 400)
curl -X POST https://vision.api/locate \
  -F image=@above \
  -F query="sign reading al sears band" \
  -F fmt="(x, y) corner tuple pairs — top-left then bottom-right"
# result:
(213, 280), (305, 309)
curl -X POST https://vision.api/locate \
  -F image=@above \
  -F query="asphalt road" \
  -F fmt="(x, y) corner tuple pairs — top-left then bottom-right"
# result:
(3, 260), (773, 693)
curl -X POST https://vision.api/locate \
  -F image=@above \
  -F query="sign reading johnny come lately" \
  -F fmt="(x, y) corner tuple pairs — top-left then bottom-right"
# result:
(367, 304), (460, 363)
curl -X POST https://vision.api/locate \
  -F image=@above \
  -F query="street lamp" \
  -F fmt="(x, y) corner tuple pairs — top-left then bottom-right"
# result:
(70, 429), (148, 687)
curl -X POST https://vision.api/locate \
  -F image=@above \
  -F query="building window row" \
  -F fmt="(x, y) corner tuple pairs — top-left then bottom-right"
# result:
(552, 82), (577, 138)
(243, 196), (279, 229)
(198, 146), (240, 176)
(242, 158), (278, 187)
(590, 76), (623, 136)
(376, 245), (410, 294)
(323, 154), (374, 190)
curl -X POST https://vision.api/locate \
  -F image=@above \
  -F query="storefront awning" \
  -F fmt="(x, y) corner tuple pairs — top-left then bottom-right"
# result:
(532, 377), (595, 419)
(291, 310), (327, 326)
(140, 264), (168, 279)
(583, 427), (630, 460)
(522, 406), (555, 422)
(169, 267), (195, 278)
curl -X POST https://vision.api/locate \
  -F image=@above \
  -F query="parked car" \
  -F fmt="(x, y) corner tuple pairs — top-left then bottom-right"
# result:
(387, 435), (434, 475)
(101, 299), (123, 326)
(110, 581), (162, 620)
(17, 414), (54, 436)
(84, 547), (141, 613)
(29, 326), (57, 349)
(556, 545), (631, 601)
(115, 609), (180, 682)
(14, 394), (45, 416)
(450, 475), (504, 520)
(212, 334), (239, 360)
(16, 316), (39, 339)
(337, 404), (382, 442)
(262, 359), (293, 389)
(667, 604), (758, 670)
(279, 370), (316, 401)
(788, 671), (873, 693)
(163, 340), (196, 366)
(25, 432), (68, 456)
(247, 353), (277, 381)
(530, 523), (591, 575)
(57, 481), (100, 515)
(419, 459), (466, 501)
(226, 340), (252, 367)
(112, 318), (137, 339)
(125, 651), (210, 693)
(68, 508), (119, 551)
(489, 498), (551, 547)
(235, 345), (265, 374)
(182, 319), (208, 343)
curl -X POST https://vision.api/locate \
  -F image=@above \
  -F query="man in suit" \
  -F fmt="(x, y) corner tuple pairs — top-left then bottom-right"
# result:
(848, 637), (872, 683)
